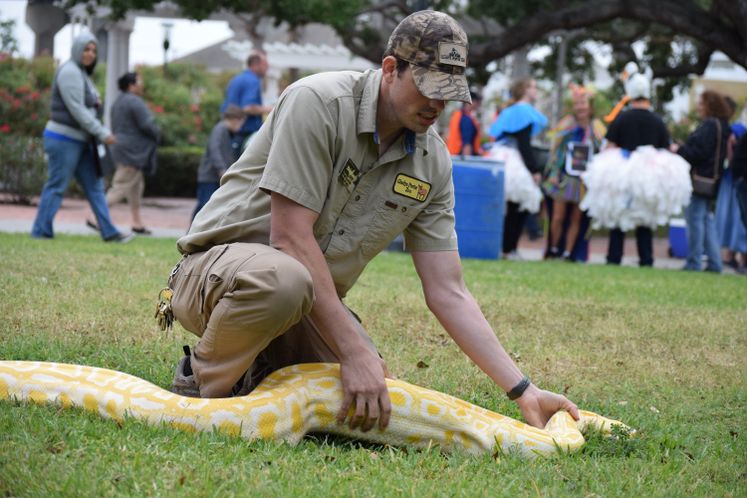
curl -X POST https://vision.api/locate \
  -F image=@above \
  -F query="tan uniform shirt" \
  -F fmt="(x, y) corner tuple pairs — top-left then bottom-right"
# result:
(178, 69), (457, 296)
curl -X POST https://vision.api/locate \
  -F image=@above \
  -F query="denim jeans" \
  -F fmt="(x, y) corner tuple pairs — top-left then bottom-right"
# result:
(684, 194), (722, 272)
(31, 135), (120, 240)
(192, 181), (220, 221)
(736, 178), (747, 231)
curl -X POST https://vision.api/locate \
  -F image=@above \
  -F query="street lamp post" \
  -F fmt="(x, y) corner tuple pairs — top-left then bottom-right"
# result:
(161, 21), (173, 70)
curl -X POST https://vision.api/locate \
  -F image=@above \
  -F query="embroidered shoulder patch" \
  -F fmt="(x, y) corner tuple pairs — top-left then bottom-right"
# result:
(393, 173), (431, 202)
(339, 159), (360, 187)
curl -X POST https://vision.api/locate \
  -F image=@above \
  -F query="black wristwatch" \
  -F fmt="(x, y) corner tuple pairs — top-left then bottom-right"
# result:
(507, 376), (531, 400)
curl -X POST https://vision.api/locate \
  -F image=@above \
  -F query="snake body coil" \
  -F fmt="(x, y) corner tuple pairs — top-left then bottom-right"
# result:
(0, 361), (627, 458)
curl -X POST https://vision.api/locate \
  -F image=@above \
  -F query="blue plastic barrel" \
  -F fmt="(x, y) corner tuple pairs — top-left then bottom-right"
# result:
(452, 157), (505, 259)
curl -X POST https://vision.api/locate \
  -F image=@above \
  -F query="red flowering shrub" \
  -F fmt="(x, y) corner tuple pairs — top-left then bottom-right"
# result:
(1, 56), (229, 201)
(0, 56), (54, 136)
(0, 134), (46, 204)
(138, 64), (223, 147)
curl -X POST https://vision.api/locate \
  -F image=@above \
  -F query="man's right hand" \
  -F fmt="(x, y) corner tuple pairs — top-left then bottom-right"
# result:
(103, 135), (116, 145)
(269, 193), (392, 432)
(336, 352), (391, 432)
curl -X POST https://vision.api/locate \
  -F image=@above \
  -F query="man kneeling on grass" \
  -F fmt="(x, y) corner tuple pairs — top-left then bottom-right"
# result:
(162, 10), (579, 431)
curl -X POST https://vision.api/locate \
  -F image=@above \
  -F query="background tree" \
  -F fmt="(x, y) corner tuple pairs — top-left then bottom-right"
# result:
(63, 0), (746, 94)
(0, 13), (20, 56)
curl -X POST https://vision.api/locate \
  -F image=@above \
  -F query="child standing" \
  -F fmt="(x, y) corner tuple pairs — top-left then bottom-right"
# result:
(192, 105), (246, 221)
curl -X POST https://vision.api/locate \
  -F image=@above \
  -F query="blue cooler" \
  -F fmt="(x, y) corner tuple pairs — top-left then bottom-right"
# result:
(669, 218), (687, 258)
(451, 157), (505, 259)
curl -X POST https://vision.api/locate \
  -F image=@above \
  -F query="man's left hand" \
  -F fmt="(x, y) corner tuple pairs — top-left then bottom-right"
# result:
(515, 384), (580, 428)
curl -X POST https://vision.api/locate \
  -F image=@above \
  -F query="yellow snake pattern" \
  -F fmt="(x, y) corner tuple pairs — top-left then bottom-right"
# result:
(0, 361), (627, 458)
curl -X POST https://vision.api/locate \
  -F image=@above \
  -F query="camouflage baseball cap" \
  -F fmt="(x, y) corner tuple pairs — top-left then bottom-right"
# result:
(386, 10), (471, 103)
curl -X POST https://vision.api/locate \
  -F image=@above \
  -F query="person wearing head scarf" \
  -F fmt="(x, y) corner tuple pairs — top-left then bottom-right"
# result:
(31, 32), (132, 242)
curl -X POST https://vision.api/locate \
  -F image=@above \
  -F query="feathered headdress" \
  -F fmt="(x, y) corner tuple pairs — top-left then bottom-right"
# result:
(569, 82), (594, 104)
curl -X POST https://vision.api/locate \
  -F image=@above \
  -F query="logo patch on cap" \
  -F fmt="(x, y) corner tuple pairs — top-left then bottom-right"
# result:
(438, 42), (467, 68)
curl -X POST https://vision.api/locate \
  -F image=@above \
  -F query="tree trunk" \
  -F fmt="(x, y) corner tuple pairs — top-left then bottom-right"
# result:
(511, 46), (530, 79)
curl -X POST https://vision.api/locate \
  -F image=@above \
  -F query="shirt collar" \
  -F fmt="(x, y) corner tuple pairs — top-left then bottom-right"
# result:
(358, 69), (429, 156)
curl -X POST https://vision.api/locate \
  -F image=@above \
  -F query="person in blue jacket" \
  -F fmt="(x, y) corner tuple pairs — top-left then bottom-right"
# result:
(221, 50), (273, 160)
(488, 78), (548, 259)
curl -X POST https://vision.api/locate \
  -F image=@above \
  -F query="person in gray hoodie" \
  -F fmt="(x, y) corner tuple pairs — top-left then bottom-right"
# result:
(31, 32), (132, 243)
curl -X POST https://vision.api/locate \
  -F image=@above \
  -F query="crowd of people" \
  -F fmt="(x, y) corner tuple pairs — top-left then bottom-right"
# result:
(448, 68), (747, 274)
(29, 34), (273, 241)
(29, 28), (746, 276)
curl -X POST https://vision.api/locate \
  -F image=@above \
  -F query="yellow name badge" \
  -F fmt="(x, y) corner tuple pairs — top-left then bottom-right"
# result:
(393, 174), (431, 202)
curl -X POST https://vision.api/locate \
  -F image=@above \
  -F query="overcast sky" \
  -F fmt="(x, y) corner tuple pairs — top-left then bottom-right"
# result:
(0, 0), (233, 65)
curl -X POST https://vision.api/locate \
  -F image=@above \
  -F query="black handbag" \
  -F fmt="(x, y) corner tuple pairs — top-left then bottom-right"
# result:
(91, 139), (115, 178)
(691, 119), (721, 199)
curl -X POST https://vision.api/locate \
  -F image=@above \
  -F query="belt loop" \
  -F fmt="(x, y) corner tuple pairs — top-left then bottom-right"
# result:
(168, 254), (187, 286)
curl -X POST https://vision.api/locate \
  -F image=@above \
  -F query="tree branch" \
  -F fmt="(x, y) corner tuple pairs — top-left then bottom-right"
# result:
(468, 0), (746, 69)
(650, 43), (714, 79)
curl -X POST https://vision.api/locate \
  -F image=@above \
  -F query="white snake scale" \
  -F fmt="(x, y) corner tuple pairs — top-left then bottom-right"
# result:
(0, 361), (629, 459)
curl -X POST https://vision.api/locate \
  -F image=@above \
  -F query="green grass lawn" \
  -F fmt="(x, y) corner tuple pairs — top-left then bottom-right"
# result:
(0, 233), (745, 497)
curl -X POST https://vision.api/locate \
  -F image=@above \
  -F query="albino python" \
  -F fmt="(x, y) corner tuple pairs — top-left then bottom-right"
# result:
(0, 361), (628, 458)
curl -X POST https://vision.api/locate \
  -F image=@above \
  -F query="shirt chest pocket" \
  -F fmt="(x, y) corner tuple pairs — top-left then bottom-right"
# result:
(361, 195), (422, 257)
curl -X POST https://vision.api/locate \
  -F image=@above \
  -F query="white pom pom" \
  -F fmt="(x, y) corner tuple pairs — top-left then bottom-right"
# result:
(486, 145), (543, 213)
(581, 146), (692, 230)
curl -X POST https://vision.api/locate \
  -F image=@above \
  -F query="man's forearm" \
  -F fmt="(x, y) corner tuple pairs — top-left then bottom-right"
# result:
(269, 198), (371, 359)
(429, 290), (525, 393)
(243, 104), (271, 117)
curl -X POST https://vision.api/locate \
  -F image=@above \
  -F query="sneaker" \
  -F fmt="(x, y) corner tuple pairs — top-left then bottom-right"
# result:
(104, 232), (135, 243)
(231, 361), (273, 397)
(86, 219), (100, 232)
(503, 251), (523, 261)
(132, 226), (152, 235)
(171, 346), (201, 398)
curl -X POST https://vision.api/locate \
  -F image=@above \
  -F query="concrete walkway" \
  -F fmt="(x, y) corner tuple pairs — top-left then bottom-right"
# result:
(0, 196), (191, 239)
(0, 195), (712, 272)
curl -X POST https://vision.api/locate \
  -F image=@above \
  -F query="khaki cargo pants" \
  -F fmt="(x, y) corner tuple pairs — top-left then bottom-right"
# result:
(169, 242), (378, 398)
